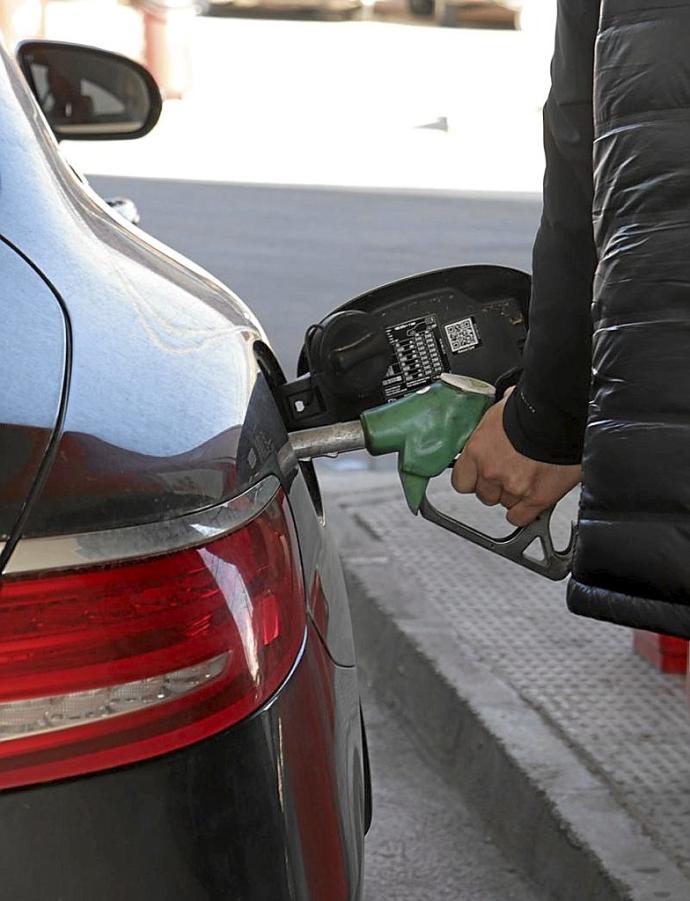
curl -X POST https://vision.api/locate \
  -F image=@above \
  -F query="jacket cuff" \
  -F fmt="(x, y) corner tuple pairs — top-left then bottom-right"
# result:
(503, 384), (585, 465)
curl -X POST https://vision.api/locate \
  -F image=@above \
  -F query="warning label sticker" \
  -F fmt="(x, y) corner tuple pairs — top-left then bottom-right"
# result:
(445, 317), (480, 354)
(382, 315), (449, 402)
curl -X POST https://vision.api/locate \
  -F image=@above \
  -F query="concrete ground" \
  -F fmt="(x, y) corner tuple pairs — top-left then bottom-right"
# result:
(361, 673), (544, 900)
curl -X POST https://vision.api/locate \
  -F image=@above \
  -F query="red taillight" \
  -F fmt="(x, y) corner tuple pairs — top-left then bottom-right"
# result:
(0, 491), (305, 790)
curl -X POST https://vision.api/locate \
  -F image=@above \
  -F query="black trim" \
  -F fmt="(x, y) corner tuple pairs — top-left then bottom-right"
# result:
(567, 578), (690, 640)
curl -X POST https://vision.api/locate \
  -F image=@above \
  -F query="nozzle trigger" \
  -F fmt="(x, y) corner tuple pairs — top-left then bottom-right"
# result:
(418, 495), (575, 581)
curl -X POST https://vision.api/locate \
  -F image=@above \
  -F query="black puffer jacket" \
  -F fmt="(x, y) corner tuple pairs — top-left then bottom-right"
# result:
(566, 0), (690, 636)
(504, 0), (690, 637)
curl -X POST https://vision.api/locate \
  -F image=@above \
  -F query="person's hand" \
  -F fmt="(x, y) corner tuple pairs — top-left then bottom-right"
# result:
(451, 389), (582, 526)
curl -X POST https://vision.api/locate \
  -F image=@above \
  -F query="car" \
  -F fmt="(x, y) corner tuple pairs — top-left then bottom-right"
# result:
(0, 39), (369, 899)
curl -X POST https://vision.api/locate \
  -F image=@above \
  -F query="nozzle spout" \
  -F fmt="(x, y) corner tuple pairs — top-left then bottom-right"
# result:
(288, 421), (366, 460)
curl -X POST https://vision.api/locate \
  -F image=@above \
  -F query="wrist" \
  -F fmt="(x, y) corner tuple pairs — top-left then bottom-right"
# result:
(503, 384), (585, 465)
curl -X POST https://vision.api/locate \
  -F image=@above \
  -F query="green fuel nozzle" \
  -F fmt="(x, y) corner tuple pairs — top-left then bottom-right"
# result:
(360, 374), (494, 514)
(287, 372), (574, 582)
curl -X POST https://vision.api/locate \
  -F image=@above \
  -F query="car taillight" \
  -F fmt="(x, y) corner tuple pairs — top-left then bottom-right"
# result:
(0, 490), (305, 790)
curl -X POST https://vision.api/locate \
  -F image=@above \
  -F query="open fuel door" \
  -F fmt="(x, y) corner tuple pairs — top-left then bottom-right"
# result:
(280, 265), (529, 432)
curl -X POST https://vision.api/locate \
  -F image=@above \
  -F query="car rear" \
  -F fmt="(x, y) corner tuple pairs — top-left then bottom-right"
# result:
(0, 480), (366, 899)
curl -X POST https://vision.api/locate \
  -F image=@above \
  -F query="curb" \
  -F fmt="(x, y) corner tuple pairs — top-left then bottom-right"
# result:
(325, 485), (690, 901)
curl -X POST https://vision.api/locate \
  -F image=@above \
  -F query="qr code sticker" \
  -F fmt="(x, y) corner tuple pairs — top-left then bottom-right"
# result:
(445, 317), (480, 354)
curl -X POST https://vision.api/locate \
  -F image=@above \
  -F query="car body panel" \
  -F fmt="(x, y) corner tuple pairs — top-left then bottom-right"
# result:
(289, 473), (358, 667)
(0, 36), (358, 683)
(0, 44), (279, 539)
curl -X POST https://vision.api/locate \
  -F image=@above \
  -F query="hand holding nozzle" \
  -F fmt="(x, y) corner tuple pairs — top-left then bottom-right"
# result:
(451, 387), (582, 529)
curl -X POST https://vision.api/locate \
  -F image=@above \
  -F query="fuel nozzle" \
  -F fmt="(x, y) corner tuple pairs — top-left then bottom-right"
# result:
(361, 374), (494, 513)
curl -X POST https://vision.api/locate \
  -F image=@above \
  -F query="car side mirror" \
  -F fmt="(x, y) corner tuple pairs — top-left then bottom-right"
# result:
(16, 40), (162, 141)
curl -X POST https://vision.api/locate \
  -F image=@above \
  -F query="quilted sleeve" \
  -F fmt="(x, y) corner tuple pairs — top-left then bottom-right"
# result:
(503, 0), (599, 464)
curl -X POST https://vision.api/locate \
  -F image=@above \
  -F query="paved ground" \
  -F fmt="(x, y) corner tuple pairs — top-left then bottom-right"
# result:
(360, 673), (544, 901)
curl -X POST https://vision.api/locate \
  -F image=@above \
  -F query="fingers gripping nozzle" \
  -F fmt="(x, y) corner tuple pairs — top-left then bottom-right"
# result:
(360, 374), (494, 513)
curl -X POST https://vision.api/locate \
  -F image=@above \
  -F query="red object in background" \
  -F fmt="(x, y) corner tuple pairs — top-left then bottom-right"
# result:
(633, 629), (689, 674)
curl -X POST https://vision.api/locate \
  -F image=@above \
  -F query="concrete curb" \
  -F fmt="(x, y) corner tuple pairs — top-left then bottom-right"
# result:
(325, 485), (690, 901)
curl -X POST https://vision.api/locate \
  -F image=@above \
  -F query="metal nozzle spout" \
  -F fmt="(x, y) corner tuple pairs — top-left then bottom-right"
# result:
(288, 421), (366, 461)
